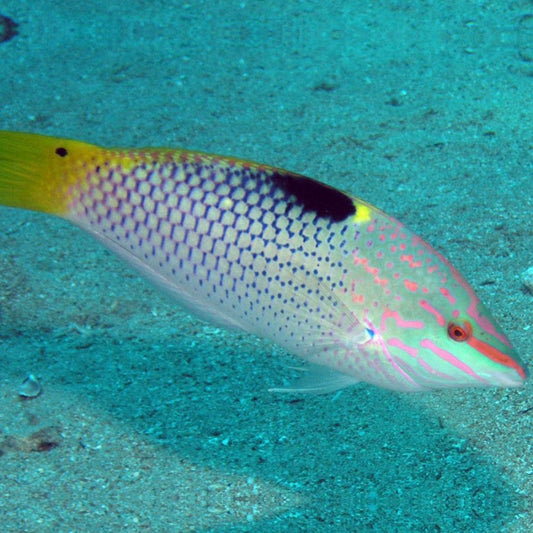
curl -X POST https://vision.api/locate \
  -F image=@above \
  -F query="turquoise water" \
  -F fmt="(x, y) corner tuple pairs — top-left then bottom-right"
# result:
(0, 2), (531, 531)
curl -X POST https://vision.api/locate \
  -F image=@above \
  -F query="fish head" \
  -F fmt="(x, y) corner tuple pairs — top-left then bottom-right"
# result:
(349, 212), (527, 391)
(373, 286), (528, 392)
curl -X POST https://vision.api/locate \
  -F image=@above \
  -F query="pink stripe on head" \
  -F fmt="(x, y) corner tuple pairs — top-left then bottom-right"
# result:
(445, 262), (512, 347)
(365, 336), (417, 387)
(418, 299), (446, 327)
(414, 234), (512, 347)
(382, 309), (425, 331)
(387, 339), (460, 388)
(439, 287), (456, 305)
(420, 339), (488, 384)
(388, 337), (418, 358)
(466, 291), (511, 347)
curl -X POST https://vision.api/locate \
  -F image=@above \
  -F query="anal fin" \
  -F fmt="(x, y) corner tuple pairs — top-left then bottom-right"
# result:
(269, 364), (360, 394)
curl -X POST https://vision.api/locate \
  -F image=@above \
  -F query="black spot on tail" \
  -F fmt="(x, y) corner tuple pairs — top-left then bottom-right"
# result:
(271, 170), (355, 222)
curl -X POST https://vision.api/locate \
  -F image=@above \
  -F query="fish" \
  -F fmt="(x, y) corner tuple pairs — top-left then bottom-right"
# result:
(0, 130), (527, 392)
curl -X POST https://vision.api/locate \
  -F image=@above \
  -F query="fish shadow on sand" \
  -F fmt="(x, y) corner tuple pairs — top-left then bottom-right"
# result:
(0, 313), (525, 532)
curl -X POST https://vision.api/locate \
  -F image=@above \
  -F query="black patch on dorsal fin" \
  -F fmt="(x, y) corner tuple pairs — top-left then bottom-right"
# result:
(270, 170), (355, 222)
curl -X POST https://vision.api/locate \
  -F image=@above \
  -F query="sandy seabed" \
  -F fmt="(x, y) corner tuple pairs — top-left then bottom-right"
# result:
(0, 1), (532, 531)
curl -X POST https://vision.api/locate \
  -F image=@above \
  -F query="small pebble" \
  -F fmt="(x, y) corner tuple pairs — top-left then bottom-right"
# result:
(18, 374), (42, 398)
(0, 14), (18, 44)
(521, 266), (533, 294)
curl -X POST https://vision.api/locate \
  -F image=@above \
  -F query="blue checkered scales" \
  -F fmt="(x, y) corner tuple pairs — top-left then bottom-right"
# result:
(67, 153), (367, 373)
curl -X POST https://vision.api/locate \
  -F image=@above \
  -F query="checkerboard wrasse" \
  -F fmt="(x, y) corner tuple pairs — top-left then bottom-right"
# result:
(0, 131), (527, 392)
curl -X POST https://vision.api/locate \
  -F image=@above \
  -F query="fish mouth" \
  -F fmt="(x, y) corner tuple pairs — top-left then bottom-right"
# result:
(493, 364), (528, 387)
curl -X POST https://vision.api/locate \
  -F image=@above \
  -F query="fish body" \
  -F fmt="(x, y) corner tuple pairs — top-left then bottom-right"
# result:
(0, 131), (527, 391)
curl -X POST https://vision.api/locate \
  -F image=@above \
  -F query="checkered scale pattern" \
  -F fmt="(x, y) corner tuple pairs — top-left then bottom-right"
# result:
(67, 154), (361, 360)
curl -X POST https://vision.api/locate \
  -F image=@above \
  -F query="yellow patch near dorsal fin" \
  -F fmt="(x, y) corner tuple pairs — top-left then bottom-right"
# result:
(353, 201), (372, 224)
(0, 131), (101, 215)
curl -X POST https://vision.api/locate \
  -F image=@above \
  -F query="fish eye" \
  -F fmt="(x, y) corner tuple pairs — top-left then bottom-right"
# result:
(447, 321), (471, 342)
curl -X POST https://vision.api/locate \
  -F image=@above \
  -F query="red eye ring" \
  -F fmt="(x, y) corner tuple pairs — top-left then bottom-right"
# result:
(447, 321), (472, 342)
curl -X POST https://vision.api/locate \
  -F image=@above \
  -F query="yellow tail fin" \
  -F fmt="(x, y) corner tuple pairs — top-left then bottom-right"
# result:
(0, 131), (99, 215)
